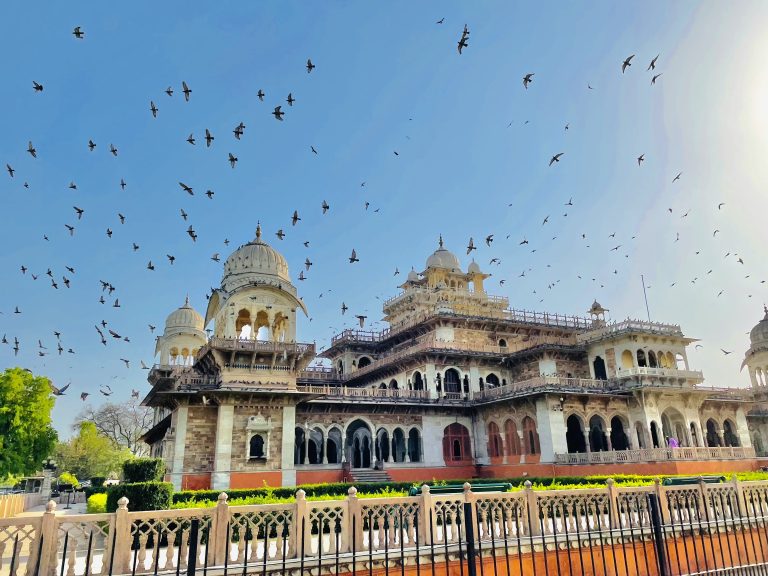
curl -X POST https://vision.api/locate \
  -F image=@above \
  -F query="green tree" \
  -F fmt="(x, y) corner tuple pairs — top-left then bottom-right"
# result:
(55, 421), (132, 480)
(0, 368), (58, 477)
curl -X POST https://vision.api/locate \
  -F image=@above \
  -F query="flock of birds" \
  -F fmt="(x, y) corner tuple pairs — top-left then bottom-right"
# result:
(0, 18), (762, 403)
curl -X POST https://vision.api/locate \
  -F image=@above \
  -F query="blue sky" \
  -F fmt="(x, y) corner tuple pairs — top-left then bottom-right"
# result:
(2, 1), (767, 436)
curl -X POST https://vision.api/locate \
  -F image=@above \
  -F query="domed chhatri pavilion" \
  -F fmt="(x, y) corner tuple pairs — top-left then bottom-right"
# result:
(142, 230), (765, 490)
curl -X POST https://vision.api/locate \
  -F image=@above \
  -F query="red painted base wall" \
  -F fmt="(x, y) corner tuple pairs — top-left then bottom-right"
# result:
(178, 459), (761, 491)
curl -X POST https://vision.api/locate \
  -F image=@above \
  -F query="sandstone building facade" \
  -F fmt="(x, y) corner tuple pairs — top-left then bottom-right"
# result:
(142, 227), (766, 490)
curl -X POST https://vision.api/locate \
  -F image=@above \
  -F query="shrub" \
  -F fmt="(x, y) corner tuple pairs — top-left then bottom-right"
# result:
(122, 458), (165, 483)
(57, 471), (79, 488)
(90, 476), (107, 487)
(106, 481), (173, 512)
(87, 493), (107, 514)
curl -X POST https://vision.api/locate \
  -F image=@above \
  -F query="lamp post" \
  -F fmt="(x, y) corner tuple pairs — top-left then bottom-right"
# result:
(41, 458), (57, 504)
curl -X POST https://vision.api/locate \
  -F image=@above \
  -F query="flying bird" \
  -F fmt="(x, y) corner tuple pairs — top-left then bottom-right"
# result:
(257, 89), (265, 101)
(150, 101), (158, 117)
(356, 315), (367, 328)
(275, 229), (285, 240)
(228, 152), (238, 168)
(647, 54), (659, 70)
(273, 106), (285, 121)
(182, 81), (191, 101)
(549, 152), (564, 166)
(621, 54), (635, 73)
(179, 182), (194, 195)
(672, 172), (682, 183)
(651, 73), (662, 85)
(322, 200), (330, 214)
(286, 93), (295, 106)
(637, 154), (644, 166)
(205, 128), (214, 147)
(292, 210), (301, 226)
(523, 73), (534, 89)
(466, 237), (476, 254)
(72, 26), (84, 39)
(306, 58), (315, 73)
(32, 81), (43, 92)
(50, 382), (70, 396)
(27, 141), (37, 158)
(349, 249), (359, 263)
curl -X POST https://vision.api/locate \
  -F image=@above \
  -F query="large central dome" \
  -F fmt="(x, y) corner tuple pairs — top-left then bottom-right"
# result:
(425, 236), (461, 271)
(221, 225), (291, 292)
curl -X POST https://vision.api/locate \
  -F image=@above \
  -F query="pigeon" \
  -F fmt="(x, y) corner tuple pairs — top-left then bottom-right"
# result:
(72, 26), (84, 39)
(228, 152), (238, 168)
(292, 210), (301, 226)
(349, 249), (359, 263)
(165, 86), (174, 97)
(621, 54), (635, 73)
(27, 141), (37, 158)
(356, 315), (367, 328)
(182, 81), (191, 101)
(466, 237), (476, 254)
(549, 153), (564, 166)
(32, 81), (43, 92)
(187, 133), (196, 145)
(179, 182), (194, 195)
(88, 139), (96, 151)
(306, 58), (315, 73)
(276, 229), (285, 240)
(647, 54), (659, 70)
(257, 89), (265, 101)
(322, 200), (330, 214)
(273, 106), (285, 121)
(485, 235), (493, 247)
(6, 164), (14, 177)
(80, 392), (89, 401)
(523, 73), (534, 89)
(50, 382), (70, 396)
(637, 154), (644, 166)
(205, 128), (214, 147)
(286, 93), (295, 106)
(651, 73), (662, 85)
(150, 101), (158, 117)
(341, 303), (348, 315)
(110, 144), (118, 156)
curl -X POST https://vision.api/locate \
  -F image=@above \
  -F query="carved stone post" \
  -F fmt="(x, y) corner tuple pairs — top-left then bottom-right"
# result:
(111, 497), (133, 574)
(209, 492), (230, 566)
(31, 500), (58, 576)
(346, 486), (360, 554)
(419, 485), (435, 545)
(524, 480), (541, 536)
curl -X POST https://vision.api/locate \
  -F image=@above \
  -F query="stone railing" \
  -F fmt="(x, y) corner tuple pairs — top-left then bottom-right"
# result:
(577, 318), (684, 342)
(5, 477), (768, 576)
(614, 366), (704, 380)
(296, 384), (433, 402)
(555, 446), (756, 464)
(475, 375), (613, 402)
(199, 338), (316, 358)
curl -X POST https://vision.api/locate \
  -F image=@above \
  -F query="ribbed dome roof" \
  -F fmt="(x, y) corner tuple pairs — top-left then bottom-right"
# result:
(165, 297), (204, 332)
(426, 236), (461, 271)
(467, 260), (481, 274)
(222, 224), (291, 290)
(407, 269), (419, 282)
(750, 307), (768, 346)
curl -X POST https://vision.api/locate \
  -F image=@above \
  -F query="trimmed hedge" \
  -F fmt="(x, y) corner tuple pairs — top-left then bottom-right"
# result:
(172, 475), (658, 505)
(106, 481), (173, 512)
(90, 476), (107, 487)
(123, 458), (165, 483)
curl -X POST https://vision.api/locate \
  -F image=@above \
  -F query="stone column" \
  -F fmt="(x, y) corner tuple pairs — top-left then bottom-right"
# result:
(472, 417), (490, 465)
(170, 404), (189, 491)
(303, 424), (310, 464)
(605, 428), (613, 451)
(425, 363), (438, 400)
(281, 405), (296, 487)
(212, 403), (234, 490)
(534, 396), (568, 463)
(518, 431), (526, 464)
(695, 422), (705, 447)
(468, 365), (481, 398)
(584, 432), (592, 454)
(735, 408), (753, 448)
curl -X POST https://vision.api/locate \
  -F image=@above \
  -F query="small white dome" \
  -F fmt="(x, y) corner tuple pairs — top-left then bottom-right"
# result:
(425, 236), (461, 271)
(407, 270), (419, 282)
(165, 297), (204, 332)
(468, 260), (481, 274)
(750, 307), (768, 346)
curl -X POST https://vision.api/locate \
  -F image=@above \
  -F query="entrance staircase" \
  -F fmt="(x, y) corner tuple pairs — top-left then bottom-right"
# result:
(349, 469), (392, 483)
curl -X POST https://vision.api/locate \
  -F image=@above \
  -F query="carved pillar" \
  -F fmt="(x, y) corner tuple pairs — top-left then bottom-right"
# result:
(605, 428), (613, 451)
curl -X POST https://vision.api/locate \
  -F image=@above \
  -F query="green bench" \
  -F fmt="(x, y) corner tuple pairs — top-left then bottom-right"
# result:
(661, 476), (725, 486)
(408, 483), (512, 496)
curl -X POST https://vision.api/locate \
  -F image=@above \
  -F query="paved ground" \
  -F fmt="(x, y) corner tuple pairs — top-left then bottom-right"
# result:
(16, 500), (86, 516)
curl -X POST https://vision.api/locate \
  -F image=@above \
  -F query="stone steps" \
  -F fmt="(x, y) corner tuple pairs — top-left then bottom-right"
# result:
(349, 469), (392, 484)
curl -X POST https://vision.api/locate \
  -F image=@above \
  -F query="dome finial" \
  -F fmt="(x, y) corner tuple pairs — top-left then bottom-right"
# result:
(438, 234), (444, 249)
(764, 304), (768, 319)
(255, 221), (262, 241)
(184, 294), (190, 307)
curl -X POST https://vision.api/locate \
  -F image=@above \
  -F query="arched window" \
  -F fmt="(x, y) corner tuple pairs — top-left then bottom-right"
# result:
(392, 428), (406, 462)
(236, 309), (251, 336)
(499, 339), (507, 348)
(637, 350), (647, 367)
(487, 422), (503, 458)
(723, 419), (740, 447)
(443, 423), (471, 463)
(621, 350), (634, 369)
(486, 373), (500, 388)
(675, 353), (686, 370)
(412, 371), (424, 391)
(522, 417), (540, 455)
(337, 360), (344, 375)
(249, 435), (265, 459)
(566, 415), (586, 453)
(504, 420), (521, 456)
(389, 379), (399, 390)
(648, 351), (658, 368)
(358, 356), (372, 369)
(706, 419), (721, 447)
(294, 427), (306, 465)
(610, 416), (629, 450)
(408, 428), (421, 462)
(444, 369), (461, 395)
(593, 356), (607, 380)
(589, 415), (608, 452)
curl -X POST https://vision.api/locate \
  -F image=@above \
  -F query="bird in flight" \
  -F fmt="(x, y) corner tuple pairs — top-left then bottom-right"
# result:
(306, 58), (315, 73)
(72, 26), (84, 39)
(205, 128), (214, 147)
(637, 154), (644, 166)
(6, 164), (14, 177)
(165, 86), (173, 97)
(27, 141), (37, 158)
(287, 93), (295, 106)
(466, 237), (476, 254)
(549, 152), (564, 166)
(187, 133), (196, 145)
(485, 234), (493, 247)
(257, 89), (265, 101)
(651, 73), (662, 85)
(322, 200), (330, 214)
(88, 139), (96, 151)
(721, 349), (732, 355)
(179, 182), (194, 195)
(150, 101), (158, 118)
(228, 152), (238, 168)
(32, 81), (43, 92)
(273, 106), (285, 121)
(672, 172), (682, 183)
(621, 54), (635, 73)
(349, 249), (359, 263)
(276, 229), (285, 240)
(341, 302), (348, 315)
(647, 54), (659, 70)
(523, 73), (534, 89)
(50, 381), (70, 396)
(80, 392), (89, 401)
(436, 17), (445, 24)
(182, 81), (191, 101)
(356, 315), (367, 328)
(292, 210), (301, 226)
